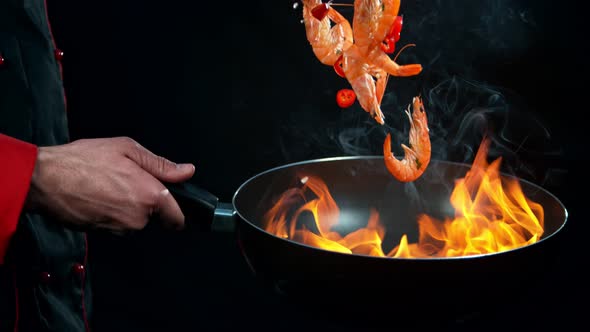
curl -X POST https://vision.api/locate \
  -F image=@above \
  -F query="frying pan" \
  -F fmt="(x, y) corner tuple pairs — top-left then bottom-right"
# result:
(166, 156), (568, 319)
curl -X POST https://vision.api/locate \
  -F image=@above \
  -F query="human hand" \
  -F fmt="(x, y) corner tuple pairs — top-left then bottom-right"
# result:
(25, 137), (196, 234)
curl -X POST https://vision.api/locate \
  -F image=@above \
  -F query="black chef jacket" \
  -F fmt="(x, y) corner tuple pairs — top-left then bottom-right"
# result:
(0, 1), (92, 331)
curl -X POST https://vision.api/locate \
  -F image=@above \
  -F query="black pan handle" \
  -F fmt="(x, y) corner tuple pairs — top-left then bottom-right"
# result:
(164, 182), (236, 232)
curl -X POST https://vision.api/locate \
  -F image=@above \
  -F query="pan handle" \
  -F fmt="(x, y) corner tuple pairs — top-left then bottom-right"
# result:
(165, 182), (236, 232)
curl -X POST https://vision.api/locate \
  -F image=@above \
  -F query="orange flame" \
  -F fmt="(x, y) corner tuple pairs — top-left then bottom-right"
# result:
(264, 138), (544, 258)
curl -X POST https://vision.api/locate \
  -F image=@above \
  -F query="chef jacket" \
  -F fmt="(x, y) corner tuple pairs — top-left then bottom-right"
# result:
(1, 1), (92, 331)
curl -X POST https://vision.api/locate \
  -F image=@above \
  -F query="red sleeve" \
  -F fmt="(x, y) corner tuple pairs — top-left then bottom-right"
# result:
(0, 134), (38, 264)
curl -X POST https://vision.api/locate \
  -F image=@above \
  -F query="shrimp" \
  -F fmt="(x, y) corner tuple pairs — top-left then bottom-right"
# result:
(367, 44), (422, 77)
(338, 0), (393, 124)
(340, 0), (420, 125)
(383, 96), (431, 182)
(351, 0), (379, 56)
(302, 0), (354, 66)
(354, 0), (422, 77)
(342, 45), (386, 124)
(300, 0), (422, 126)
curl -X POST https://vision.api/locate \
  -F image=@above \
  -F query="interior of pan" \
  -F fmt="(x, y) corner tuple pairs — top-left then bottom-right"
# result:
(233, 156), (568, 257)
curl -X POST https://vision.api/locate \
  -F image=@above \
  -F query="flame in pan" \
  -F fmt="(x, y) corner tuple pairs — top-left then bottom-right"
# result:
(263, 138), (544, 258)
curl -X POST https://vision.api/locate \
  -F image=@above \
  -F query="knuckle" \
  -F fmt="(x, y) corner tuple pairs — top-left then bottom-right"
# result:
(146, 189), (162, 210)
(119, 136), (138, 149)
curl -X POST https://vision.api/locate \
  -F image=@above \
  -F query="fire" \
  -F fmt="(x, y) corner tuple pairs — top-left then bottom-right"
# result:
(264, 138), (545, 258)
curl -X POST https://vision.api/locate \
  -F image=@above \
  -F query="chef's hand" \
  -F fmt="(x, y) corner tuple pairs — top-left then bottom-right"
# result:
(25, 137), (195, 234)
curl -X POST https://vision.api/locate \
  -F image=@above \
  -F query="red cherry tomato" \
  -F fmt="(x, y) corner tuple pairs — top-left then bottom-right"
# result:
(333, 55), (345, 77)
(381, 16), (403, 53)
(311, 3), (330, 20)
(336, 89), (356, 108)
(389, 16), (403, 42)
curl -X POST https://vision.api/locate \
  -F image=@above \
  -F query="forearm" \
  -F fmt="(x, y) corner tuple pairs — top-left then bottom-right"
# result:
(0, 133), (38, 264)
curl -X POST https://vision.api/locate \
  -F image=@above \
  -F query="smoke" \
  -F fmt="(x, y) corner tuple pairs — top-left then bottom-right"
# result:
(421, 76), (561, 177)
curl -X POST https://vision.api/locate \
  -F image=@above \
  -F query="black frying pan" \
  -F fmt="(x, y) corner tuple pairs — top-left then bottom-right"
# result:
(167, 156), (568, 319)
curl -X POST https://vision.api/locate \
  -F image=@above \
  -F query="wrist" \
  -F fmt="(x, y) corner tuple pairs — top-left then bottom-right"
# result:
(25, 146), (51, 212)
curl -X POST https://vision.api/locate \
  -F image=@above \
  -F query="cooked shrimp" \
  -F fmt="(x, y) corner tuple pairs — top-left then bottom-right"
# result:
(300, 0), (421, 126)
(342, 45), (386, 124)
(340, 0), (420, 125)
(354, 0), (422, 77)
(302, 0), (354, 66)
(383, 96), (431, 182)
(352, 0), (378, 56)
(338, 0), (391, 123)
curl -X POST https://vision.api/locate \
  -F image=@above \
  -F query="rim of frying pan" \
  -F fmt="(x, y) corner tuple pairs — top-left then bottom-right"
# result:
(232, 156), (569, 261)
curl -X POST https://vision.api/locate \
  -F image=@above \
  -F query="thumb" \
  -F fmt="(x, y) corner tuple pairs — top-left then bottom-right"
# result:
(124, 142), (195, 182)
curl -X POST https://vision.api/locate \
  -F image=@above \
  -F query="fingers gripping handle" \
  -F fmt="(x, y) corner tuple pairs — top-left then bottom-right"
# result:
(165, 182), (235, 232)
(165, 182), (217, 231)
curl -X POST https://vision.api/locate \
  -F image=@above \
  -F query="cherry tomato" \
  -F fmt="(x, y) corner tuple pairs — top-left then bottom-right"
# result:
(389, 16), (403, 42)
(333, 55), (345, 77)
(336, 89), (356, 108)
(311, 3), (330, 20)
(381, 16), (403, 53)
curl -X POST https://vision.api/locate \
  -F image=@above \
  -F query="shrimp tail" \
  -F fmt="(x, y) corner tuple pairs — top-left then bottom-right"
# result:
(374, 51), (423, 77)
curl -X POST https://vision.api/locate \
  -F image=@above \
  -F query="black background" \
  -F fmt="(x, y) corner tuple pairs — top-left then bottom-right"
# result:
(46, 0), (586, 331)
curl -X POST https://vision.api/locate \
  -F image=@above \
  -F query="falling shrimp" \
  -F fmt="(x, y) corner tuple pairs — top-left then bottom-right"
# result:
(301, 0), (353, 66)
(341, 0), (422, 124)
(301, 0), (385, 124)
(342, 44), (386, 124)
(383, 96), (431, 182)
(338, 0), (397, 124)
(300, 0), (423, 127)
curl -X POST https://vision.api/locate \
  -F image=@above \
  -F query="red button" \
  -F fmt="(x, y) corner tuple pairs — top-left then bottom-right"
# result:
(72, 263), (85, 275)
(40, 271), (52, 283)
(0, 55), (5, 67)
(54, 49), (64, 61)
